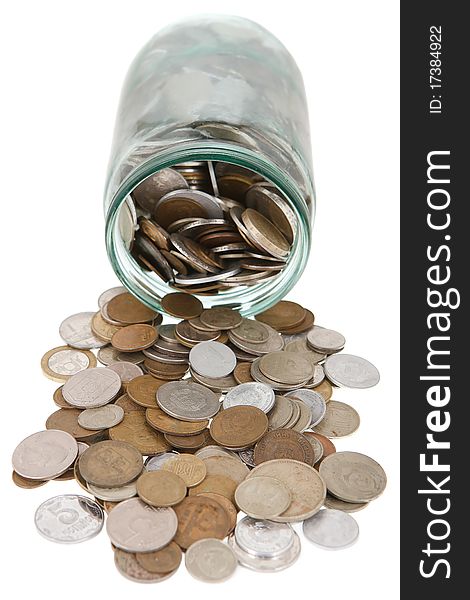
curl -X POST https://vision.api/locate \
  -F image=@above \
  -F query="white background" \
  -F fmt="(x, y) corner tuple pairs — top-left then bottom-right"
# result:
(0, 1), (399, 598)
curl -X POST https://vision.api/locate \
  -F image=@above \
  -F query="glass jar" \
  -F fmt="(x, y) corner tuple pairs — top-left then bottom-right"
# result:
(104, 15), (315, 316)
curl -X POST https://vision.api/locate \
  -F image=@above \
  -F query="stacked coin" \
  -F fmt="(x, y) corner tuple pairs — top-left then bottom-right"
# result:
(12, 287), (386, 583)
(127, 162), (296, 294)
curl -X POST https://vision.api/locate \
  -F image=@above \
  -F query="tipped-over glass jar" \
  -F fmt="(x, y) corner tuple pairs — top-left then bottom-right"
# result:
(104, 15), (315, 316)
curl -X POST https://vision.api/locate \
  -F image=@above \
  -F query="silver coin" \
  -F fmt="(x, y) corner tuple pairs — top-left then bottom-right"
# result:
(12, 430), (78, 480)
(156, 188), (224, 221)
(307, 326), (346, 353)
(267, 396), (294, 429)
(144, 346), (188, 365)
(132, 167), (189, 213)
(106, 498), (178, 552)
(303, 508), (359, 550)
(77, 441), (90, 456)
(223, 382), (275, 413)
(154, 338), (189, 356)
(324, 353), (380, 388)
(324, 494), (368, 513)
(98, 286), (127, 309)
(158, 324), (177, 343)
(304, 434), (324, 464)
(307, 364), (325, 387)
(185, 538), (237, 583)
(285, 339), (326, 363)
(35, 494), (104, 543)
(238, 448), (256, 467)
(62, 368), (121, 408)
(313, 400), (360, 438)
(245, 183), (296, 244)
(145, 451), (180, 471)
(235, 517), (294, 558)
(47, 349), (90, 376)
(78, 404), (125, 430)
(174, 262), (241, 285)
(97, 345), (120, 365)
(100, 302), (124, 326)
(117, 351), (146, 365)
(289, 398), (313, 433)
(189, 341), (237, 378)
(157, 380), (220, 421)
(228, 324), (284, 356)
(87, 480), (137, 501)
(285, 389), (326, 427)
(235, 477), (291, 520)
(107, 361), (143, 383)
(228, 530), (301, 572)
(230, 319), (270, 344)
(59, 312), (107, 349)
(195, 446), (239, 460)
(250, 358), (303, 392)
(190, 369), (237, 393)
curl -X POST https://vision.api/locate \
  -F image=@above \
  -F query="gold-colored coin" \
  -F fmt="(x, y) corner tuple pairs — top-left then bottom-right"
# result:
(109, 410), (171, 455)
(106, 292), (158, 325)
(255, 301), (306, 330)
(114, 393), (145, 412)
(127, 375), (164, 408)
(144, 359), (189, 380)
(137, 470), (187, 507)
(146, 407), (208, 436)
(313, 379), (333, 402)
(111, 324), (158, 352)
(12, 471), (47, 489)
(135, 542), (182, 574)
(210, 406), (268, 449)
(233, 362), (255, 384)
(161, 454), (207, 487)
(46, 408), (104, 441)
(104, 501), (121, 513)
(52, 386), (75, 409)
(188, 474), (238, 504)
(161, 292), (203, 319)
(196, 492), (238, 533)
(79, 440), (143, 487)
(91, 311), (122, 341)
(202, 455), (249, 485)
(164, 430), (209, 450)
(241, 208), (290, 260)
(41, 346), (97, 383)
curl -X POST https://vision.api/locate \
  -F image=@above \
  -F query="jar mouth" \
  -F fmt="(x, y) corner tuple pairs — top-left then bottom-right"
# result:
(105, 140), (313, 316)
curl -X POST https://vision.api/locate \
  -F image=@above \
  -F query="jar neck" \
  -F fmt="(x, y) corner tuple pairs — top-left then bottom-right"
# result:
(105, 140), (313, 316)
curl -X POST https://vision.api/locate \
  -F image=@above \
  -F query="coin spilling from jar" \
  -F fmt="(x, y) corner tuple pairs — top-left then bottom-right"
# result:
(12, 287), (386, 583)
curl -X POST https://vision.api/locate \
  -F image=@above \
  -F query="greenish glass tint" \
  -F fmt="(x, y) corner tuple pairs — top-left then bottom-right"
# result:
(104, 15), (315, 316)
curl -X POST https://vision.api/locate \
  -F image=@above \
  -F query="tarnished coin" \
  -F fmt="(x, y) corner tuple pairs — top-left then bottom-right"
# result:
(203, 455), (249, 485)
(146, 407), (208, 436)
(313, 400), (360, 438)
(188, 475), (238, 504)
(307, 326), (346, 353)
(195, 446), (239, 460)
(87, 480), (137, 502)
(283, 399), (301, 429)
(59, 312), (107, 349)
(231, 319), (270, 344)
(97, 345), (121, 366)
(245, 184), (295, 243)
(12, 471), (47, 489)
(110, 410), (172, 455)
(12, 430), (78, 480)
(189, 341), (236, 378)
(161, 292), (203, 319)
(164, 430), (210, 450)
(313, 379), (333, 402)
(78, 404), (124, 430)
(307, 432), (336, 461)
(145, 452), (180, 471)
(247, 459), (326, 522)
(324, 353), (380, 388)
(241, 209), (290, 259)
(235, 477), (291, 519)
(91, 311), (122, 342)
(235, 516), (294, 558)
(238, 448), (256, 468)
(114, 548), (177, 583)
(255, 301), (306, 330)
(156, 189), (223, 229)
(79, 440), (143, 487)
(303, 508), (359, 549)
(115, 393), (145, 413)
(107, 498), (178, 552)
(52, 386), (74, 409)
(157, 380), (220, 421)
(289, 399), (313, 433)
(106, 292), (158, 325)
(111, 324), (158, 352)
(133, 167), (189, 213)
(98, 286), (127, 308)
(199, 307), (243, 330)
(127, 374), (164, 408)
(324, 494), (368, 513)
(228, 530), (301, 572)
(35, 495), (104, 543)
(162, 454), (207, 487)
(137, 470), (187, 507)
(173, 496), (230, 549)
(196, 493), (238, 533)
(233, 362), (255, 384)
(223, 382), (275, 413)
(186, 539), (237, 583)
(190, 370), (237, 393)
(259, 351), (313, 385)
(62, 368), (121, 408)
(139, 217), (171, 250)
(285, 389), (326, 427)
(136, 541), (182, 574)
(267, 396), (294, 429)
(254, 429), (315, 466)
(210, 406), (269, 449)
(107, 361), (143, 383)
(41, 346), (96, 382)
(319, 452), (387, 503)
(302, 432), (324, 464)
(229, 323), (284, 356)
(46, 408), (103, 440)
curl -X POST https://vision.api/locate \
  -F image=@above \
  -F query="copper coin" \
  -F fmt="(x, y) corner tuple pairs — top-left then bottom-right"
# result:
(164, 431), (209, 450)
(233, 362), (255, 384)
(203, 455), (249, 485)
(111, 324), (158, 352)
(188, 475), (238, 504)
(278, 309), (315, 334)
(255, 301), (306, 330)
(144, 359), (189, 380)
(306, 432), (337, 466)
(12, 471), (47, 489)
(161, 249), (188, 275)
(161, 292), (203, 319)
(127, 374), (164, 408)
(210, 406), (268, 449)
(139, 218), (171, 250)
(137, 470), (187, 507)
(146, 407), (209, 436)
(114, 393), (145, 413)
(313, 379), (333, 402)
(52, 386), (75, 409)
(197, 492), (238, 533)
(109, 410), (171, 455)
(199, 308), (243, 330)
(79, 440), (143, 487)
(91, 311), (122, 342)
(254, 429), (315, 466)
(136, 542), (182, 574)
(162, 454), (207, 487)
(107, 292), (158, 325)
(114, 548), (177, 583)
(241, 208), (290, 259)
(46, 408), (103, 441)
(175, 320), (221, 346)
(173, 496), (230, 549)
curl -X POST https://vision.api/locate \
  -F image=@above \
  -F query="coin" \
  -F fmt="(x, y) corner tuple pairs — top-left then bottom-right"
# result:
(307, 326), (346, 353)
(245, 184), (296, 243)
(210, 406), (268, 449)
(52, 386), (74, 409)
(283, 400), (301, 429)
(157, 380), (220, 421)
(137, 470), (187, 507)
(62, 368), (121, 408)
(115, 393), (145, 413)
(312, 379), (333, 402)
(41, 346), (96, 382)
(59, 312), (107, 349)
(175, 320), (221, 345)
(223, 382), (275, 413)
(195, 446), (239, 460)
(145, 452), (180, 471)
(127, 374), (163, 408)
(231, 319), (270, 343)
(12, 430), (78, 480)
(289, 399), (312, 433)
(97, 345), (121, 366)
(98, 286), (127, 308)
(319, 452), (387, 503)
(146, 407), (208, 436)
(91, 311), (122, 341)
(312, 400), (360, 438)
(233, 362), (254, 384)
(196, 493), (238, 532)
(229, 323), (284, 356)
(186, 539), (237, 583)
(79, 440), (143, 487)
(156, 189), (223, 229)
(303, 508), (359, 549)
(136, 541), (182, 574)
(164, 430), (210, 450)
(190, 369), (237, 393)
(247, 459), (326, 522)
(199, 307), (243, 330)
(235, 516), (294, 558)
(78, 405), (125, 430)
(285, 389), (326, 427)
(241, 209), (290, 259)
(255, 301), (306, 330)
(202, 455), (249, 485)
(35, 495), (104, 543)
(106, 361), (143, 383)
(139, 217), (171, 250)
(235, 477), (291, 519)
(12, 470), (47, 489)
(238, 448), (256, 467)
(301, 432), (324, 464)
(228, 530), (301, 572)
(307, 432), (336, 461)
(46, 408), (103, 440)
(188, 475), (238, 503)
(111, 324), (158, 352)
(106, 292), (158, 325)
(107, 498), (178, 552)
(324, 353), (380, 388)
(114, 548), (177, 583)
(267, 396), (294, 429)
(110, 410), (172, 455)
(133, 168), (189, 213)
(161, 292), (203, 319)
(259, 351), (313, 385)
(161, 454), (206, 487)
(87, 480), (137, 502)
(189, 341), (237, 378)
(173, 496), (230, 549)
(254, 429), (314, 466)
(324, 494), (368, 513)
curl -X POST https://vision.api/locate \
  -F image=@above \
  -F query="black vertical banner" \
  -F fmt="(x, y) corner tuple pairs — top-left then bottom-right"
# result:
(401, 2), (466, 597)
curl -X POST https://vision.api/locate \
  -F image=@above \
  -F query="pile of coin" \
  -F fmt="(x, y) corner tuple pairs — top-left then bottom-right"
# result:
(127, 162), (296, 294)
(12, 287), (386, 583)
